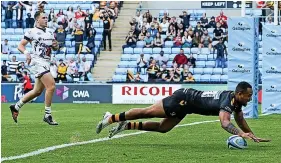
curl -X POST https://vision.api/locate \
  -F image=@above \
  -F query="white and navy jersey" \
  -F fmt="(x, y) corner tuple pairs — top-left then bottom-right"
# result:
(24, 27), (55, 61)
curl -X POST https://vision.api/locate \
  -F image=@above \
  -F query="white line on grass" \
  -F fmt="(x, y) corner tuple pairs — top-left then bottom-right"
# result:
(1, 120), (219, 162)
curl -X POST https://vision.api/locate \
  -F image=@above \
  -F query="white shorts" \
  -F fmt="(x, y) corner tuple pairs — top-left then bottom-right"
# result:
(29, 58), (51, 78)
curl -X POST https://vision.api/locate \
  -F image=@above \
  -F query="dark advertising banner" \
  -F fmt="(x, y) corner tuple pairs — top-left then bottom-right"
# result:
(201, 1), (252, 8)
(1, 84), (112, 103)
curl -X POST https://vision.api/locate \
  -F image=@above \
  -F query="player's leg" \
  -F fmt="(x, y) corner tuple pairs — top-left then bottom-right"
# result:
(40, 72), (58, 125)
(96, 100), (167, 134)
(10, 78), (45, 123)
(109, 117), (182, 138)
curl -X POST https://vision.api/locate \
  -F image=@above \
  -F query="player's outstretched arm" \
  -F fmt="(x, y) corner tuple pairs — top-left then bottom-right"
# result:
(234, 111), (253, 134)
(219, 111), (244, 136)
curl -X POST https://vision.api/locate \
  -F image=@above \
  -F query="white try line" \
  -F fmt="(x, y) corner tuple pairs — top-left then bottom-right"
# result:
(1, 120), (219, 162)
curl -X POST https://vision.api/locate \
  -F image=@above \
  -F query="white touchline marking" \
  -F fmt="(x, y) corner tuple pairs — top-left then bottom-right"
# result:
(1, 120), (219, 162)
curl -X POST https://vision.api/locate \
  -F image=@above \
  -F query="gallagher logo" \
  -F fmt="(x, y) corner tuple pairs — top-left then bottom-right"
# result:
(266, 103), (281, 112)
(232, 42), (250, 52)
(265, 85), (281, 92)
(266, 47), (281, 55)
(266, 30), (281, 37)
(232, 21), (251, 31)
(231, 64), (251, 73)
(265, 66), (281, 74)
(56, 86), (69, 100)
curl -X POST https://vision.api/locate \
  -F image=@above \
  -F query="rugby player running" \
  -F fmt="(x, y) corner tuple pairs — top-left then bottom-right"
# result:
(10, 11), (59, 125)
(97, 81), (270, 142)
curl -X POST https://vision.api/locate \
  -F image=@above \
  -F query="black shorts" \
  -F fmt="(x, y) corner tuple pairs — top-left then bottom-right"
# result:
(162, 88), (195, 119)
(24, 88), (32, 94)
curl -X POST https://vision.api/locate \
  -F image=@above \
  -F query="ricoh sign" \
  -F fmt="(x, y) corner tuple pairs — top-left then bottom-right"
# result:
(113, 84), (182, 104)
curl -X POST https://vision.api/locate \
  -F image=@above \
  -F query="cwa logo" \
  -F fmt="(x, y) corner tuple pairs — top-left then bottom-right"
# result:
(266, 30), (281, 37)
(265, 85), (281, 92)
(265, 66), (281, 74)
(266, 47), (281, 55)
(232, 21), (251, 31)
(56, 86), (69, 100)
(232, 64), (251, 73)
(232, 42), (251, 52)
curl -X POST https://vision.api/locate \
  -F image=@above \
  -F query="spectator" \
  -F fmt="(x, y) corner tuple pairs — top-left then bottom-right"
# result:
(147, 24), (158, 38)
(7, 56), (20, 74)
(78, 56), (91, 81)
(85, 22), (93, 38)
(67, 17), (78, 34)
(102, 12), (113, 51)
(1, 1), (8, 12)
(109, 1), (119, 17)
(144, 32), (154, 48)
(130, 25), (140, 38)
(126, 69), (135, 82)
(148, 56), (154, 65)
(21, 71), (33, 95)
(181, 67), (190, 81)
(150, 17), (160, 30)
(50, 62), (58, 82)
(188, 54), (196, 68)
(2, 39), (11, 55)
(20, 1), (36, 27)
(208, 16), (217, 28)
(58, 16), (69, 30)
(48, 8), (55, 22)
(159, 18), (169, 35)
(169, 16), (178, 31)
(75, 6), (86, 28)
(134, 72), (141, 82)
(72, 69), (81, 82)
(84, 9), (93, 26)
(143, 18), (151, 29)
(200, 30), (212, 54)
(182, 31), (192, 48)
(72, 25), (84, 54)
(160, 12), (170, 23)
(129, 18), (139, 30)
(48, 15), (59, 30)
(192, 32), (201, 49)
(153, 32), (164, 48)
(135, 11), (143, 27)
(92, 7), (100, 21)
(16, 62), (27, 80)
(87, 29), (96, 60)
(265, 15), (274, 25)
(138, 32), (145, 41)
(222, 28), (228, 43)
(77, 44), (91, 56)
(214, 39), (228, 68)
(156, 51), (168, 67)
(183, 72), (195, 82)
(216, 11), (227, 28)
(57, 60), (68, 82)
(122, 31), (137, 50)
(177, 23), (184, 36)
(137, 53), (147, 73)
(5, 4), (13, 28)
(57, 9), (65, 22)
(66, 6), (75, 22)
(165, 24), (176, 41)
(173, 49), (188, 69)
(139, 26), (147, 37)
(55, 25), (67, 50)
(213, 22), (224, 42)
(156, 64), (169, 81)
(200, 13), (208, 28)
(147, 60), (160, 82)
(173, 32), (183, 48)
(101, 6), (115, 20)
(179, 11), (190, 30)
(13, 3), (24, 28)
(143, 11), (152, 23)
(164, 70), (180, 82)
(67, 58), (78, 77)
(1, 60), (8, 76)
(194, 22), (203, 36)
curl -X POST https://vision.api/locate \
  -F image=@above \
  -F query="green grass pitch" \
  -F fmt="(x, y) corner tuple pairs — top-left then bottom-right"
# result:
(1, 103), (281, 163)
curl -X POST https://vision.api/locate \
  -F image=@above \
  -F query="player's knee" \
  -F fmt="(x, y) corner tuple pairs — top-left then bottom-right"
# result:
(34, 89), (43, 96)
(157, 128), (170, 133)
(143, 109), (156, 118)
(47, 84), (55, 92)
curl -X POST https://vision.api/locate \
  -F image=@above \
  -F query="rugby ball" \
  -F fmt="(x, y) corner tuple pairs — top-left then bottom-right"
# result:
(226, 135), (247, 149)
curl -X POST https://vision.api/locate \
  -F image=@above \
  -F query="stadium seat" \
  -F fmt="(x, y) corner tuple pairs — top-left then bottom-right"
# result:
(153, 48), (162, 54)
(171, 48), (180, 54)
(130, 55), (137, 61)
(210, 75), (221, 82)
(15, 28), (24, 35)
(134, 48), (143, 54)
(136, 41), (145, 48)
(121, 54), (131, 61)
(213, 68), (223, 75)
(1, 22), (5, 28)
(10, 35), (20, 41)
(92, 21), (99, 28)
(205, 61), (216, 68)
(17, 55), (27, 62)
(200, 74), (211, 82)
(197, 55), (207, 61)
(11, 49), (20, 54)
(96, 28), (104, 34)
(118, 61), (129, 68)
(5, 28), (15, 35)
(55, 54), (66, 61)
(10, 75), (18, 82)
(128, 61), (137, 68)
(162, 48), (171, 54)
(115, 68), (127, 75)
(201, 48), (210, 54)
(1, 54), (9, 61)
(1, 28), (5, 35)
(196, 61), (206, 68)
(95, 41), (101, 47)
(164, 41), (173, 48)
(95, 35), (102, 41)
(85, 54), (94, 61)
(221, 75), (228, 82)
(193, 74), (201, 81)
(181, 48), (190, 54)
(143, 48), (153, 54)
(193, 68), (204, 75)
(124, 48), (133, 54)
(65, 41), (72, 47)
(67, 47), (75, 54)
(169, 54), (177, 60)
(207, 54), (215, 61)
(65, 35), (73, 41)
(203, 68), (213, 74)
(167, 61), (173, 67)
(23, 28), (29, 34)
(191, 47), (198, 54)
(66, 75), (73, 82)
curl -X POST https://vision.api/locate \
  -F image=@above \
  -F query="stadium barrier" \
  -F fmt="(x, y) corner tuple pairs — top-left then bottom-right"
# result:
(262, 25), (281, 114)
(228, 17), (259, 118)
(1, 83), (112, 104)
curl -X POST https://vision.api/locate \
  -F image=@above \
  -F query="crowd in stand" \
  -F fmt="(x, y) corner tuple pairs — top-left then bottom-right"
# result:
(124, 10), (229, 82)
(1, 1), (123, 83)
